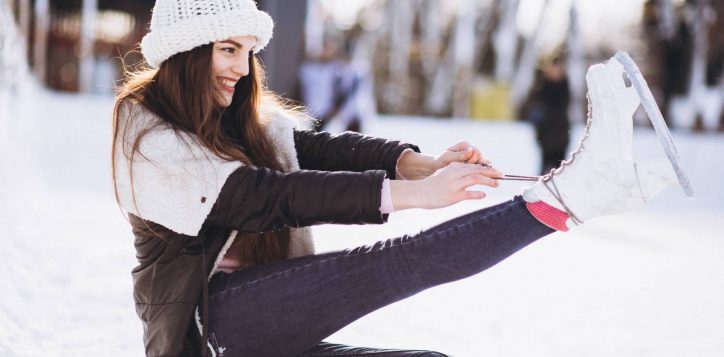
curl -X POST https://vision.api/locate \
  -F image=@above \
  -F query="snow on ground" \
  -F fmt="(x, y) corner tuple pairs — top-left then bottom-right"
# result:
(1, 90), (723, 356)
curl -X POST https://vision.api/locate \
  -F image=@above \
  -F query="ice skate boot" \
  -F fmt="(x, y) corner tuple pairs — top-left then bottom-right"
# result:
(522, 52), (694, 231)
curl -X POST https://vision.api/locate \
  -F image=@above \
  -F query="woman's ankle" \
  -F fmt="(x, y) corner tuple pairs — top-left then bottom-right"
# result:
(525, 200), (570, 232)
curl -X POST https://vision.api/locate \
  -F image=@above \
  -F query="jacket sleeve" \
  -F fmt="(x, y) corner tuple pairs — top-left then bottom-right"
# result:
(293, 129), (421, 179)
(204, 165), (389, 233)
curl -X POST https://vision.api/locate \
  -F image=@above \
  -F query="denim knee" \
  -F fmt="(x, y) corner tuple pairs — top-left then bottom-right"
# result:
(413, 352), (451, 357)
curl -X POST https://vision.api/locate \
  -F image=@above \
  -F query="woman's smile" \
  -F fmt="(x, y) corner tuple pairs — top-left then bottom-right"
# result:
(218, 77), (238, 93)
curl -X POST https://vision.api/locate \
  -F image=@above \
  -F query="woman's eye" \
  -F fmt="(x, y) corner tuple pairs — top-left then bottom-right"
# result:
(222, 47), (235, 54)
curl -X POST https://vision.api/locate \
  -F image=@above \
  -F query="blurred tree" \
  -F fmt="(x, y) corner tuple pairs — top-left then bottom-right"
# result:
(664, 0), (721, 131)
(257, 0), (307, 101)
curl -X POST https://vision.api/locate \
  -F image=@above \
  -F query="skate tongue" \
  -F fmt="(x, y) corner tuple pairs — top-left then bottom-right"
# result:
(614, 51), (695, 198)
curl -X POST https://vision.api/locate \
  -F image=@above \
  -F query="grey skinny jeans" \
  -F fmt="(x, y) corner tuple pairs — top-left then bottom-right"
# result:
(206, 196), (554, 356)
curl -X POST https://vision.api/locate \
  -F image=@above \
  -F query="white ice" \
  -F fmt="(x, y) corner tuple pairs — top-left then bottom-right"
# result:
(1, 90), (723, 356)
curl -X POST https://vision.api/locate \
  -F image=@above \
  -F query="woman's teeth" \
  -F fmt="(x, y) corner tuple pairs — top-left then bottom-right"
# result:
(219, 78), (237, 91)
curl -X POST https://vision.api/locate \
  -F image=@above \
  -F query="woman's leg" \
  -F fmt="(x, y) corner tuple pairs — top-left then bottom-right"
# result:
(298, 341), (448, 356)
(207, 196), (553, 356)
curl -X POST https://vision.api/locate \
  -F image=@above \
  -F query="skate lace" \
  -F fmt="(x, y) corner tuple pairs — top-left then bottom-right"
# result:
(537, 93), (594, 226)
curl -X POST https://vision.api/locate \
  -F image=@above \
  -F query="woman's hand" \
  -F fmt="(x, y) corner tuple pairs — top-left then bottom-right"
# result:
(396, 141), (491, 180)
(433, 141), (490, 168)
(390, 162), (503, 210)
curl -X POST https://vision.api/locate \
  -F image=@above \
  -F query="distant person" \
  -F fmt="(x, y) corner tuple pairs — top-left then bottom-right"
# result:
(111, 1), (684, 355)
(299, 36), (374, 133)
(524, 55), (571, 175)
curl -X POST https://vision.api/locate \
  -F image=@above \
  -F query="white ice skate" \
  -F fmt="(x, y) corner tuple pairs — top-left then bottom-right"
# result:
(522, 51), (694, 230)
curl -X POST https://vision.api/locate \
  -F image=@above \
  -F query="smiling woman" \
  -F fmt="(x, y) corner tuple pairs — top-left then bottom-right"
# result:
(110, 1), (685, 356)
(212, 36), (258, 107)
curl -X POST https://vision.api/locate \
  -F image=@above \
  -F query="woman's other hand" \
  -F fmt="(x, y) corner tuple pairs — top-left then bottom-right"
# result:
(390, 162), (503, 210)
(396, 141), (491, 180)
(434, 141), (490, 168)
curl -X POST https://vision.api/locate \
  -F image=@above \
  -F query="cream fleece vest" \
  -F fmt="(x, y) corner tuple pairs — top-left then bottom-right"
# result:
(114, 101), (315, 274)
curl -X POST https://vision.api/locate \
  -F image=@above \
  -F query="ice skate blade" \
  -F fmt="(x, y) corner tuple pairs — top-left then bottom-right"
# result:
(614, 51), (695, 198)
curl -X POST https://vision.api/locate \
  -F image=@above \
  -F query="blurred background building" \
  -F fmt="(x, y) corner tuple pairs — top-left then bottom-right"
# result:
(2, 0), (722, 132)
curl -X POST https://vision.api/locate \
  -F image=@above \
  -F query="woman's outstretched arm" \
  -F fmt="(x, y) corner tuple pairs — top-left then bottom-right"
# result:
(293, 129), (493, 182)
(204, 163), (502, 233)
(395, 141), (492, 180)
(205, 166), (389, 232)
(293, 129), (419, 179)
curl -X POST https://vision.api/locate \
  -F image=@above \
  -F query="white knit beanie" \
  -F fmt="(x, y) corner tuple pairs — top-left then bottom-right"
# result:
(140, 0), (274, 68)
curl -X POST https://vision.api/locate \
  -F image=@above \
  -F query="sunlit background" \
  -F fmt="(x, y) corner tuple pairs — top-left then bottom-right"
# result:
(1, 0), (721, 127)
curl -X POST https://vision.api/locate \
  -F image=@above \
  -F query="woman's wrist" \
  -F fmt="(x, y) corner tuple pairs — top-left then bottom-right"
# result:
(389, 180), (425, 210)
(396, 151), (437, 180)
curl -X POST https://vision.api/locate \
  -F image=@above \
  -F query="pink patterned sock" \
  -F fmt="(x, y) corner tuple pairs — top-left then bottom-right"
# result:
(525, 201), (570, 232)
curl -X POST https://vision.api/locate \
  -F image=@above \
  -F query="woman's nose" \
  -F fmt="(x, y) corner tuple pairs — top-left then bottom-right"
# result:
(232, 58), (249, 77)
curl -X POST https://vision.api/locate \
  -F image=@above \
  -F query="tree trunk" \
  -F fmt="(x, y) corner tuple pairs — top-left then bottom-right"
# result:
(32, 0), (48, 84)
(79, 0), (97, 92)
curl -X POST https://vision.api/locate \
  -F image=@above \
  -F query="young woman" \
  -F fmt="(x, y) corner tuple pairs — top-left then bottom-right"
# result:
(112, 1), (680, 356)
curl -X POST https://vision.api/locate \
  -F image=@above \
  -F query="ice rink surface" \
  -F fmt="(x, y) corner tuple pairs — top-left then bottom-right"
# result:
(1, 91), (722, 356)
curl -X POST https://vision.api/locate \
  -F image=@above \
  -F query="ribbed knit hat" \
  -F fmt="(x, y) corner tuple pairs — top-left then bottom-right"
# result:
(140, 0), (274, 68)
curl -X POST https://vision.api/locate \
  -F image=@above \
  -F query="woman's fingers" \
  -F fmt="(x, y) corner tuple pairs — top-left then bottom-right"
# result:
(446, 141), (469, 152)
(445, 162), (503, 179)
(481, 166), (503, 179)
(454, 190), (486, 203)
(468, 146), (492, 165)
(466, 147), (486, 164)
(440, 141), (488, 165)
(455, 173), (499, 190)
(438, 149), (472, 165)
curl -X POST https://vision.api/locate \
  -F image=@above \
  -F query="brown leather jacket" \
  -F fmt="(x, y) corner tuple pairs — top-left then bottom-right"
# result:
(129, 129), (419, 356)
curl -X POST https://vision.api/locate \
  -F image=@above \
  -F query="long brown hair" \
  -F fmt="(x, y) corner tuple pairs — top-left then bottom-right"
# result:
(112, 43), (293, 267)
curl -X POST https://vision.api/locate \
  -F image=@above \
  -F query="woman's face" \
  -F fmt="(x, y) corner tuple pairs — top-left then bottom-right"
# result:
(212, 35), (258, 107)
